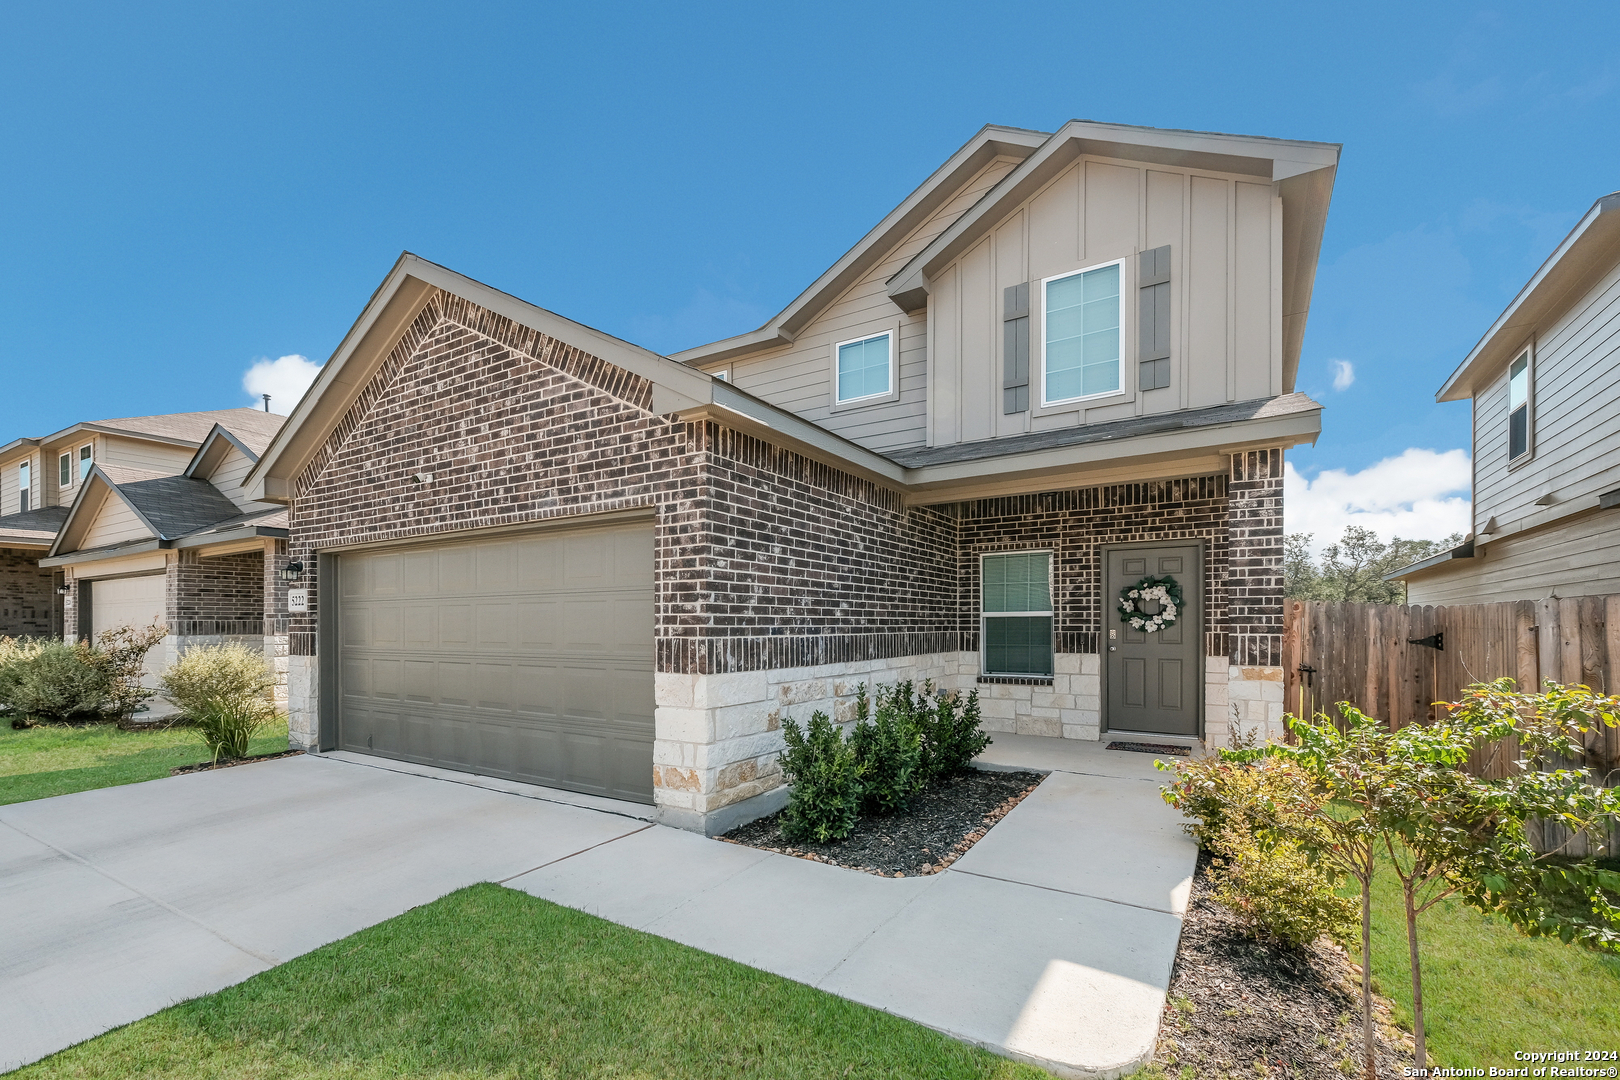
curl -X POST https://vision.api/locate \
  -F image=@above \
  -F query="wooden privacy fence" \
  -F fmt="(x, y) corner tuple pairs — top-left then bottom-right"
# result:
(1283, 596), (1620, 853)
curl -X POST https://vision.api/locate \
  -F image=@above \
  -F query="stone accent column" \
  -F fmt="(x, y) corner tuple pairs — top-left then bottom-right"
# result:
(1224, 448), (1286, 742)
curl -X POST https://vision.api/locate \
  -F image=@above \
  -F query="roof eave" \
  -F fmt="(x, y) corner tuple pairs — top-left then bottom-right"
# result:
(1384, 539), (1476, 581)
(173, 524), (289, 549)
(39, 538), (167, 568)
(1438, 192), (1620, 403)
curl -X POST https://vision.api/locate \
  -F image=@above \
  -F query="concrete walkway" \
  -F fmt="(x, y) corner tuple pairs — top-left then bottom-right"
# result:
(0, 736), (1196, 1078)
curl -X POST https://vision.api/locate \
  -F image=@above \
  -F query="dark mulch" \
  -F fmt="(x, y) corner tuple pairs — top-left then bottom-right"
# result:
(170, 749), (305, 776)
(720, 768), (1044, 877)
(1153, 850), (1413, 1080)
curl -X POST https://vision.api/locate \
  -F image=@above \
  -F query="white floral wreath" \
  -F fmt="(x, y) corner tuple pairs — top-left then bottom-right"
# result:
(1117, 574), (1183, 633)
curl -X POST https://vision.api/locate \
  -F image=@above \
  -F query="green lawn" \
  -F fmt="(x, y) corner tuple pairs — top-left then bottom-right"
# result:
(0, 716), (290, 805)
(15, 883), (1041, 1080)
(1352, 853), (1620, 1067)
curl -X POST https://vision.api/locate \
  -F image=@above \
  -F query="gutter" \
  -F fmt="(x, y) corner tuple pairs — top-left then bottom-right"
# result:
(40, 525), (288, 566)
(1384, 539), (1476, 582)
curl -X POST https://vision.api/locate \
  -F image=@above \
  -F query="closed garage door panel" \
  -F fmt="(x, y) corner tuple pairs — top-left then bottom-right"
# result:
(337, 523), (655, 803)
(91, 574), (167, 681)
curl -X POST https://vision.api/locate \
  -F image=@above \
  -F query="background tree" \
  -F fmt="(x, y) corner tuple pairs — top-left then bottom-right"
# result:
(1284, 525), (1465, 603)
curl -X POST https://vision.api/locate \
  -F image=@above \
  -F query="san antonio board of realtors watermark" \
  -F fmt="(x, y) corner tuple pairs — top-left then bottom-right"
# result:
(1406, 1052), (1620, 1078)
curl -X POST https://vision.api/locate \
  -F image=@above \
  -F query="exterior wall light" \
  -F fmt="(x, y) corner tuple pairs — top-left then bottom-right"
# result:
(279, 561), (305, 582)
(57, 583), (72, 595)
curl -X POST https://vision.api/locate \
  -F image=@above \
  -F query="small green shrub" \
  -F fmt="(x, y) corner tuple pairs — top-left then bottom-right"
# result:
(778, 710), (862, 843)
(90, 623), (166, 719)
(160, 642), (276, 719)
(1209, 824), (1359, 949)
(851, 684), (923, 815)
(0, 639), (111, 721)
(917, 684), (991, 780)
(191, 695), (277, 763)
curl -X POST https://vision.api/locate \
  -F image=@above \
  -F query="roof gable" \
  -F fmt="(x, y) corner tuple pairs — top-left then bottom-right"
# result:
(671, 125), (1049, 367)
(48, 464), (244, 558)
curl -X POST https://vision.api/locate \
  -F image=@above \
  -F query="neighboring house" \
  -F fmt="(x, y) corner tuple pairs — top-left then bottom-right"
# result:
(243, 120), (1340, 834)
(38, 418), (292, 699)
(1392, 192), (1620, 604)
(0, 409), (285, 640)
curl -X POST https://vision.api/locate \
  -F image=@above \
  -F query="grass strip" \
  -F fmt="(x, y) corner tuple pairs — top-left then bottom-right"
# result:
(16, 883), (1042, 1079)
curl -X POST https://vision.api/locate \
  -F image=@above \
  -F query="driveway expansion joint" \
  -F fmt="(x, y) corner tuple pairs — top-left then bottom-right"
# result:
(945, 865), (1187, 917)
(497, 824), (656, 884)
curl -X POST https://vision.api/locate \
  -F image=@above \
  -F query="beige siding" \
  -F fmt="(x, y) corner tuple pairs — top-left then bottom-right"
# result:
(928, 155), (1283, 447)
(1406, 510), (1620, 605)
(98, 436), (193, 474)
(1, 452), (40, 515)
(80, 492), (155, 549)
(1474, 260), (1620, 534)
(210, 445), (271, 511)
(48, 437), (99, 507)
(724, 156), (1022, 453)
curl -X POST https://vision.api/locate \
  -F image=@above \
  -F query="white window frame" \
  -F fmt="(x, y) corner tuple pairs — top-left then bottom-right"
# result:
(1506, 342), (1534, 467)
(1038, 257), (1130, 409)
(59, 452), (72, 489)
(18, 460), (31, 513)
(832, 329), (895, 408)
(979, 549), (1056, 678)
(79, 443), (94, 481)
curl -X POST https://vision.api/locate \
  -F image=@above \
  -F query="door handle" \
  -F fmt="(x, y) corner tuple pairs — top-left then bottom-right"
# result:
(1108, 646), (1116, 651)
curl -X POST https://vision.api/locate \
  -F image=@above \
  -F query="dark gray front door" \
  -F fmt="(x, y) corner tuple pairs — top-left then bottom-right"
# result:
(1105, 543), (1201, 737)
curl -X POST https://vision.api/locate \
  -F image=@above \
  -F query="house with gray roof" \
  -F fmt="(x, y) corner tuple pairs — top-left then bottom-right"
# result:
(244, 120), (1339, 833)
(0, 408), (286, 639)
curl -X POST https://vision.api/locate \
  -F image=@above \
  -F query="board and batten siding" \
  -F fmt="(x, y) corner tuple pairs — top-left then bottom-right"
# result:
(718, 156), (1023, 454)
(1406, 509), (1620, 605)
(1473, 258), (1620, 535)
(930, 156), (1283, 448)
(80, 492), (155, 549)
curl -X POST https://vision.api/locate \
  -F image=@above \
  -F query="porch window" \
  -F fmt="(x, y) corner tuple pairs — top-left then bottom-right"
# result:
(1508, 349), (1531, 461)
(835, 331), (892, 403)
(981, 551), (1054, 677)
(1042, 260), (1122, 405)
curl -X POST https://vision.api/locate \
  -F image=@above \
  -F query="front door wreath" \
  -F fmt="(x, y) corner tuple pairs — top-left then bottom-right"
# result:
(1118, 575), (1183, 633)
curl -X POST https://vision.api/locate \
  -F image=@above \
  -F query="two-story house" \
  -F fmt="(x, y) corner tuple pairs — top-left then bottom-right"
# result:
(0, 409), (284, 640)
(242, 120), (1340, 834)
(1393, 192), (1620, 604)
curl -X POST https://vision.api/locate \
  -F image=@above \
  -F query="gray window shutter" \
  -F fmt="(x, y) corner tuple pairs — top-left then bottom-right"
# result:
(1003, 282), (1030, 414)
(1138, 246), (1171, 391)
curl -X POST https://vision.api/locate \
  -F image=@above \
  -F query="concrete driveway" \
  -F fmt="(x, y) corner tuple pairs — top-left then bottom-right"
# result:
(1, 736), (1196, 1078)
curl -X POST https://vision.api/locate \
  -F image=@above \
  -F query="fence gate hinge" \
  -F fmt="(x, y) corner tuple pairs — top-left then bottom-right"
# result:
(1407, 632), (1444, 651)
(1297, 663), (1316, 687)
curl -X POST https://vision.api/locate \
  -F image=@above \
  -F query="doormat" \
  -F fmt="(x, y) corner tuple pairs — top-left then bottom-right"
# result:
(1106, 741), (1190, 757)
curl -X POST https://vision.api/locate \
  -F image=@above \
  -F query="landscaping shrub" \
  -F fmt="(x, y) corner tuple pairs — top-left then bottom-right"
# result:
(191, 694), (277, 763)
(851, 684), (924, 815)
(90, 623), (166, 719)
(1208, 823), (1358, 949)
(917, 684), (991, 780)
(160, 641), (276, 719)
(0, 639), (111, 721)
(778, 710), (862, 843)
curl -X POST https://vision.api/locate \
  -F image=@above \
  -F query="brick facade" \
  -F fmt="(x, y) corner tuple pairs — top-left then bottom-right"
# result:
(0, 549), (56, 638)
(169, 550), (264, 636)
(283, 288), (1288, 827)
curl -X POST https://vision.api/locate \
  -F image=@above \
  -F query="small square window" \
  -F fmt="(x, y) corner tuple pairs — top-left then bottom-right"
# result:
(835, 332), (892, 403)
(981, 551), (1054, 677)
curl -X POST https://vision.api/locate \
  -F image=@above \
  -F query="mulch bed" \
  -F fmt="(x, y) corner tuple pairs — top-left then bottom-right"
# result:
(170, 749), (304, 776)
(720, 768), (1044, 877)
(1154, 849), (1414, 1080)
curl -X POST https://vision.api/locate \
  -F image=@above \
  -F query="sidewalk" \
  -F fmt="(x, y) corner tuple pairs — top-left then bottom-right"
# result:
(506, 733), (1197, 1079)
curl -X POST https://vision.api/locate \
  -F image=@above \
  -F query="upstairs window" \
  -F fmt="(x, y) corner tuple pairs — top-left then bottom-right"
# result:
(835, 331), (892, 403)
(1043, 260), (1122, 405)
(1508, 349), (1532, 461)
(79, 444), (93, 480)
(18, 461), (30, 513)
(59, 453), (72, 488)
(981, 551), (1054, 677)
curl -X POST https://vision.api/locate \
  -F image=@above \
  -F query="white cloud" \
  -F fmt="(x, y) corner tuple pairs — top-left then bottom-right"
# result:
(1330, 359), (1355, 391)
(1286, 448), (1472, 555)
(242, 355), (321, 415)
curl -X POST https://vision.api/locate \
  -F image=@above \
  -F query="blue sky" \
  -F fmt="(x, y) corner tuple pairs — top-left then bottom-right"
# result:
(2, 3), (1614, 546)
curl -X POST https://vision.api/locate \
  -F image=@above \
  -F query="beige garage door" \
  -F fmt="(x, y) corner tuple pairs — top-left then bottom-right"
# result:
(336, 521), (655, 803)
(91, 574), (167, 681)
